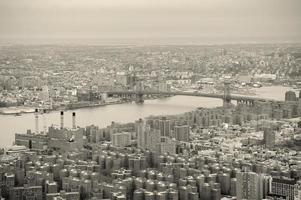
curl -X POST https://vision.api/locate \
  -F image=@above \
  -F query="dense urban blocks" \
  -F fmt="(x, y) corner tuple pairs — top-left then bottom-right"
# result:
(2, 90), (300, 200)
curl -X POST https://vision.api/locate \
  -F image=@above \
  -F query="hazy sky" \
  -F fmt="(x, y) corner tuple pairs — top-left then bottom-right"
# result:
(0, 0), (300, 44)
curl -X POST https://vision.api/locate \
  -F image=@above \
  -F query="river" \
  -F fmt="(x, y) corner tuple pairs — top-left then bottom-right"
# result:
(0, 86), (297, 148)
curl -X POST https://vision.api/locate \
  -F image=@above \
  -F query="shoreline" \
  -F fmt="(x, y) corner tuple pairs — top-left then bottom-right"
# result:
(0, 97), (159, 116)
(0, 100), (129, 116)
(0, 86), (293, 116)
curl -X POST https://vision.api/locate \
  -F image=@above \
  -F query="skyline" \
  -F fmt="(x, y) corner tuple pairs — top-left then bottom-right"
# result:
(0, 0), (301, 45)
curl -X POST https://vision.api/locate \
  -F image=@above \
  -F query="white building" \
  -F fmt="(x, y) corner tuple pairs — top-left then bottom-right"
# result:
(112, 132), (131, 147)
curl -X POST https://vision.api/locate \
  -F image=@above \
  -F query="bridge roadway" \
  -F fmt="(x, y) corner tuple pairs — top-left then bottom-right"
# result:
(105, 90), (278, 103)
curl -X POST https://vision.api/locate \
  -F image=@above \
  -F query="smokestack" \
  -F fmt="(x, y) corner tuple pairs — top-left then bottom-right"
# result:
(35, 108), (39, 134)
(72, 112), (76, 129)
(43, 109), (47, 134)
(60, 111), (64, 129)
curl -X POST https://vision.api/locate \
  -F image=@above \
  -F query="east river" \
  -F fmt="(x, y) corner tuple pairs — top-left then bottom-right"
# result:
(0, 86), (297, 148)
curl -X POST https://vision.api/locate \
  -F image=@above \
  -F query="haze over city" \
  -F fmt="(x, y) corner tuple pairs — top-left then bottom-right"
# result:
(0, 0), (301, 44)
(1, 0), (301, 200)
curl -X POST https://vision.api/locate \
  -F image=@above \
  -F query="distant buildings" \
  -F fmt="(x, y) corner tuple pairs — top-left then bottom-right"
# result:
(112, 132), (131, 147)
(236, 172), (265, 200)
(156, 117), (171, 138)
(159, 137), (176, 155)
(263, 127), (276, 148)
(285, 91), (298, 101)
(174, 125), (190, 142)
(269, 177), (296, 200)
(136, 119), (146, 149)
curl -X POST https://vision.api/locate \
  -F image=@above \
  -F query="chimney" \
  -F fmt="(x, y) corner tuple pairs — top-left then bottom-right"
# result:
(60, 111), (64, 129)
(35, 108), (39, 134)
(43, 109), (47, 134)
(72, 112), (76, 129)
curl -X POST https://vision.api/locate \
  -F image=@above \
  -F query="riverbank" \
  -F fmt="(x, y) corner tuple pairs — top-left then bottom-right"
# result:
(0, 95), (169, 116)
(0, 86), (296, 116)
(0, 100), (130, 116)
(0, 106), (35, 115)
(0, 86), (294, 148)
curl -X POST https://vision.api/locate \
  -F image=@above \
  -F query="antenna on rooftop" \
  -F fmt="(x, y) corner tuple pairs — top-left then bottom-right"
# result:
(60, 111), (64, 129)
(72, 112), (76, 129)
(43, 109), (47, 134)
(34, 108), (39, 134)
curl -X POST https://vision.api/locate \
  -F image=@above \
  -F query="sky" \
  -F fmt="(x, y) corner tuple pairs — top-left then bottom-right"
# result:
(0, 0), (300, 44)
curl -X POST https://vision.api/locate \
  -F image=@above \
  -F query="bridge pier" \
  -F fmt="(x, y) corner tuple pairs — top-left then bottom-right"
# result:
(237, 99), (254, 107)
(135, 93), (144, 104)
(223, 82), (232, 108)
(223, 99), (232, 108)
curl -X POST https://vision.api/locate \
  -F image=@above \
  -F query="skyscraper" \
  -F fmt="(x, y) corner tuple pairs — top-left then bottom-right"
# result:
(269, 177), (296, 200)
(112, 132), (131, 147)
(157, 117), (171, 137)
(236, 172), (264, 200)
(136, 119), (146, 149)
(285, 91), (297, 101)
(159, 137), (176, 155)
(174, 125), (190, 142)
(263, 127), (276, 149)
(146, 128), (161, 153)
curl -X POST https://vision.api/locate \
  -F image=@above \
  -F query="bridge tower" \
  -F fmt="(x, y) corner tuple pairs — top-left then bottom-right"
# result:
(223, 81), (231, 108)
(135, 81), (144, 104)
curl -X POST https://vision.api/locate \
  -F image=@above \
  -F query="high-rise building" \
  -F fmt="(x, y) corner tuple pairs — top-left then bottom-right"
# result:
(236, 172), (264, 200)
(174, 125), (190, 142)
(146, 128), (161, 153)
(159, 137), (176, 155)
(112, 132), (131, 147)
(294, 181), (301, 200)
(9, 185), (43, 200)
(285, 91), (297, 101)
(157, 117), (171, 137)
(136, 119), (146, 149)
(263, 127), (275, 148)
(269, 178), (297, 200)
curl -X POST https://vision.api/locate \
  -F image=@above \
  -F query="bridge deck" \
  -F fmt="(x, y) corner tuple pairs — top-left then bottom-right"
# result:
(105, 91), (279, 102)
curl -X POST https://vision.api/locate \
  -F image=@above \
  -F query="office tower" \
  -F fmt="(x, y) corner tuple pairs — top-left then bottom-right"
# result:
(294, 181), (301, 200)
(236, 172), (264, 200)
(9, 185), (43, 200)
(285, 91), (297, 101)
(269, 178), (297, 200)
(263, 127), (275, 148)
(174, 125), (190, 142)
(230, 178), (237, 197)
(157, 117), (171, 137)
(136, 119), (146, 149)
(159, 137), (176, 155)
(112, 132), (131, 147)
(146, 128), (161, 153)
